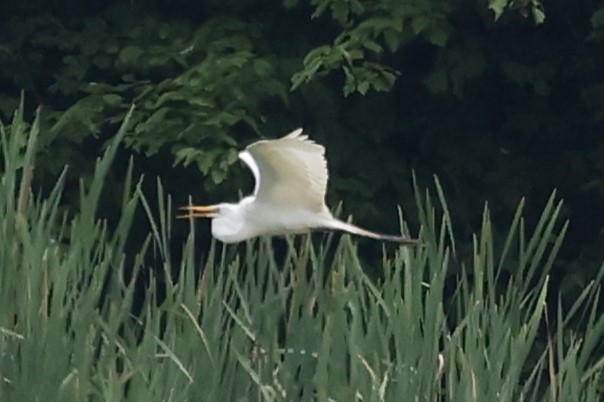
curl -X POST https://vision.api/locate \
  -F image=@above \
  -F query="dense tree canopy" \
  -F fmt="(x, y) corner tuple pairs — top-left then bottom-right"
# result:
(1, 0), (603, 289)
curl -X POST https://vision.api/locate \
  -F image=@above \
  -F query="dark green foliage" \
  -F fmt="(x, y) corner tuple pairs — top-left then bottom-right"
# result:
(1, 0), (604, 302)
(292, 0), (604, 291)
(291, 0), (453, 96)
(292, 0), (545, 96)
(1, 9), (286, 188)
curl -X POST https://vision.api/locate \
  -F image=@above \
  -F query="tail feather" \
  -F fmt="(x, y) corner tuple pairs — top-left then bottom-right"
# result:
(325, 219), (421, 245)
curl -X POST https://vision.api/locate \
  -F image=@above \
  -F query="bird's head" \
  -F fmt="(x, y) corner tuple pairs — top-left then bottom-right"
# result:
(178, 204), (221, 219)
(178, 202), (247, 243)
(179, 201), (247, 221)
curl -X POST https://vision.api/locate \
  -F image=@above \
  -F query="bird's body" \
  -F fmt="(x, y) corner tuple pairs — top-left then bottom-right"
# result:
(180, 129), (420, 245)
(209, 196), (332, 243)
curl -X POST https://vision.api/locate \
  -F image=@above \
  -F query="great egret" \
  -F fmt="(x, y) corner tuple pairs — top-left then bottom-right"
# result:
(179, 129), (420, 245)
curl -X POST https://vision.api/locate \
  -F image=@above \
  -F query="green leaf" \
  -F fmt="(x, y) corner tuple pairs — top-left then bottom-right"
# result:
(357, 80), (370, 95)
(102, 94), (123, 107)
(253, 59), (273, 76)
(118, 45), (144, 65)
(533, 7), (546, 24)
(332, 1), (349, 25)
(103, 39), (120, 54)
(425, 25), (450, 47)
(210, 166), (227, 184)
(489, 0), (509, 21)
(362, 39), (383, 54)
(383, 29), (400, 52)
(411, 15), (431, 35)
(196, 152), (215, 174)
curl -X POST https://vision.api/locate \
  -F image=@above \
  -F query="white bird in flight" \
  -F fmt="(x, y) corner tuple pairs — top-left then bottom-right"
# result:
(179, 129), (420, 245)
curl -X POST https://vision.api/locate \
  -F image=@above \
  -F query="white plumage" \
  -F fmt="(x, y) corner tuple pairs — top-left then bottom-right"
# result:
(179, 129), (420, 245)
(239, 128), (327, 212)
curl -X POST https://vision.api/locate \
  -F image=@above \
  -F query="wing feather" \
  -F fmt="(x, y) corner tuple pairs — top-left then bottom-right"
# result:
(239, 128), (328, 212)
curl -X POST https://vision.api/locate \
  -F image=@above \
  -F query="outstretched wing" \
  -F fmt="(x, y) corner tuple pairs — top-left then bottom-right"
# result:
(238, 128), (328, 212)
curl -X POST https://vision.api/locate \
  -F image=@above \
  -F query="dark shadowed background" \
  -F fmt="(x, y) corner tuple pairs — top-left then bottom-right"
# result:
(1, 0), (603, 299)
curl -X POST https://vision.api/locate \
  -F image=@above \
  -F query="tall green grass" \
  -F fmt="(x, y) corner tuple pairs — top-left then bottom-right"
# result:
(1, 105), (603, 401)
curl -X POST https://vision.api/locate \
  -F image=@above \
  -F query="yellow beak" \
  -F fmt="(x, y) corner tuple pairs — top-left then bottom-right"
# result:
(177, 205), (219, 219)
